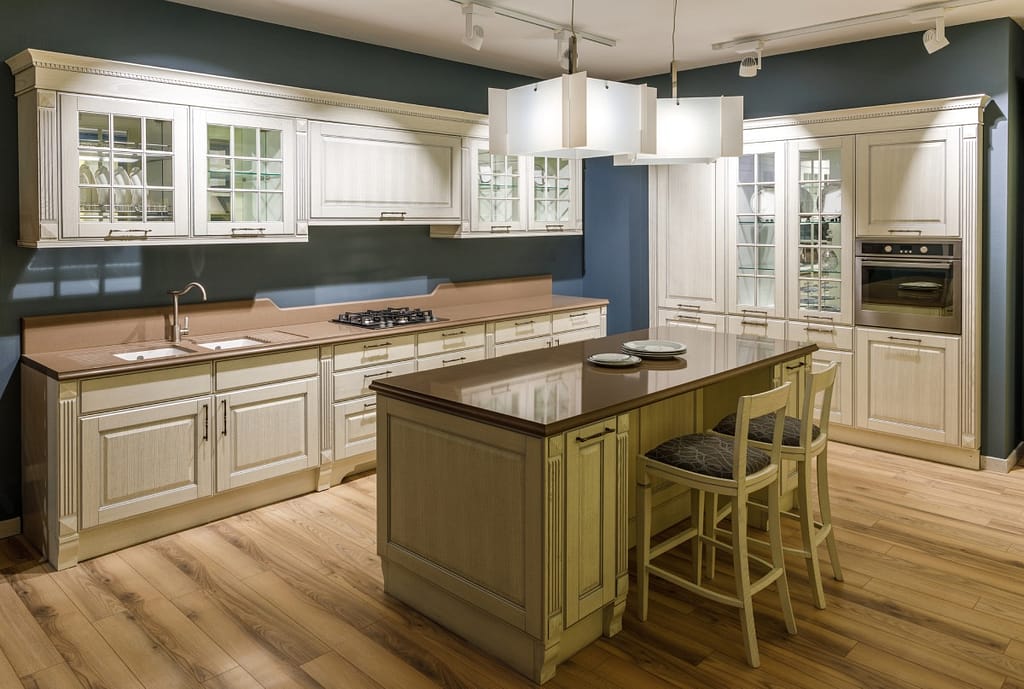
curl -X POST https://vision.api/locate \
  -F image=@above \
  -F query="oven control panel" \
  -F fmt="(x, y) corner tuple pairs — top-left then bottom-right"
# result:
(857, 240), (960, 258)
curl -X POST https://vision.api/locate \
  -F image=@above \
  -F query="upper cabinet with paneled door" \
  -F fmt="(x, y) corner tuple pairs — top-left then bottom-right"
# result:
(309, 121), (461, 225)
(855, 127), (961, 237)
(430, 138), (582, 238)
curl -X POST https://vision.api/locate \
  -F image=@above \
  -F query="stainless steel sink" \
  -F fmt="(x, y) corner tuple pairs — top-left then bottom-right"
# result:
(113, 346), (194, 362)
(196, 337), (267, 351)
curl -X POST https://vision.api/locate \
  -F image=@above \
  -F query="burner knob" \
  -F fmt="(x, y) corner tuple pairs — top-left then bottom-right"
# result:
(883, 245), (892, 253)
(920, 246), (929, 254)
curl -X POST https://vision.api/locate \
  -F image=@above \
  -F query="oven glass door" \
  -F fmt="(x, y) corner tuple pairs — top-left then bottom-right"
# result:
(857, 258), (959, 332)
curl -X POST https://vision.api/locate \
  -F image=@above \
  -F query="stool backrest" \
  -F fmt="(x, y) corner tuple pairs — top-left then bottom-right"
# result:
(799, 362), (839, 447)
(732, 381), (791, 483)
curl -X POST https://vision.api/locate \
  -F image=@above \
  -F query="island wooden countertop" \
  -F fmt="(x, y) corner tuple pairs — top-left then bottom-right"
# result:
(371, 326), (817, 438)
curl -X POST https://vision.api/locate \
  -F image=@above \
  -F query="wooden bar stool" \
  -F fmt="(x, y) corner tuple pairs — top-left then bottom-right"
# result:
(712, 362), (843, 609)
(636, 382), (796, 668)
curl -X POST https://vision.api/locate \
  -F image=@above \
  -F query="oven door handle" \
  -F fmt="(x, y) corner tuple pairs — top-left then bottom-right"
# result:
(858, 259), (954, 271)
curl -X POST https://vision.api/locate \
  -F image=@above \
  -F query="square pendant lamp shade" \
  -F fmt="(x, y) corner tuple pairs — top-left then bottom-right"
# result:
(614, 95), (744, 165)
(488, 71), (657, 159)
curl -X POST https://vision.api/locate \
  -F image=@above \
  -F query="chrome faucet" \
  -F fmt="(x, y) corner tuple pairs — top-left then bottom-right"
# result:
(168, 282), (208, 344)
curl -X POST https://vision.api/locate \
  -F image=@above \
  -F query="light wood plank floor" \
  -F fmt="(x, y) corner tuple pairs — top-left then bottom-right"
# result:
(3, 442), (1024, 689)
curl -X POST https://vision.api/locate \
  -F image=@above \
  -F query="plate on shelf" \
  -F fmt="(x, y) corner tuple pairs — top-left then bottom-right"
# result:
(754, 187), (775, 215)
(621, 340), (687, 359)
(898, 281), (942, 291)
(587, 352), (641, 367)
(822, 187), (842, 214)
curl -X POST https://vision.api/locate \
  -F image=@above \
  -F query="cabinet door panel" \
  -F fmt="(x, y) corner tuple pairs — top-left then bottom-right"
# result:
(552, 308), (602, 334)
(333, 359), (416, 402)
(659, 309), (726, 334)
(333, 396), (378, 459)
(811, 348), (854, 427)
(493, 316), (552, 344)
(81, 397), (212, 527)
(216, 378), (319, 491)
(417, 324), (487, 357)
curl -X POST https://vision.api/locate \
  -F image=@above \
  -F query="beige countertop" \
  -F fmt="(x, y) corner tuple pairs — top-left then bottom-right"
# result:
(20, 276), (607, 380)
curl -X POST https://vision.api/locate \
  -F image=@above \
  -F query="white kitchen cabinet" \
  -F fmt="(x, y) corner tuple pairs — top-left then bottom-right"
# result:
(855, 327), (960, 444)
(659, 308), (726, 334)
(787, 136), (855, 323)
(810, 348), (854, 427)
(528, 155), (582, 233)
(193, 109), (298, 239)
(855, 127), (960, 237)
(727, 142), (788, 318)
(493, 315), (553, 344)
(309, 121), (461, 224)
(417, 323), (486, 357)
(417, 347), (487, 371)
(652, 162), (726, 312)
(333, 396), (379, 459)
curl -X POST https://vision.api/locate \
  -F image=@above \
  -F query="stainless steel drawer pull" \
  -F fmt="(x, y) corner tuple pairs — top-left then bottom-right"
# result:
(546, 224), (564, 231)
(888, 335), (923, 344)
(808, 314), (834, 322)
(231, 227), (266, 236)
(741, 308), (768, 316)
(202, 404), (209, 441)
(364, 401), (377, 409)
(363, 342), (393, 349)
(221, 400), (228, 436)
(442, 330), (467, 337)
(380, 211), (407, 220)
(676, 304), (701, 312)
(569, 312), (588, 318)
(514, 320), (535, 326)
(741, 319), (768, 327)
(442, 357), (466, 365)
(888, 228), (923, 234)
(672, 315), (701, 322)
(106, 228), (151, 239)
(805, 326), (835, 334)
(363, 370), (392, 378)
(576, 427), (615, 443)
(490, 225), (512, 233)
(785, 361), (806, 371)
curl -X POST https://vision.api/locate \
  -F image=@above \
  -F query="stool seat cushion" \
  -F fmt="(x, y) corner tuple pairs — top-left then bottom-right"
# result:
(644, 433), (772, 480)
(714, 413), (820, 447)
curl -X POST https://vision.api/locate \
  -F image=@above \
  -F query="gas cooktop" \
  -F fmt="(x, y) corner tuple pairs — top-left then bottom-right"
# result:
(331, 306), (445, 330)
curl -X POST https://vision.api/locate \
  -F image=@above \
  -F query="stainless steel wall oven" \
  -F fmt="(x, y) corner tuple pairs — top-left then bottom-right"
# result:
(854, 239), (961, 335)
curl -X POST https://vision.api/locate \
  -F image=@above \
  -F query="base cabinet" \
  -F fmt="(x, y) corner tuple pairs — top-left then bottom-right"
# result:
(855, 327), (960, 444)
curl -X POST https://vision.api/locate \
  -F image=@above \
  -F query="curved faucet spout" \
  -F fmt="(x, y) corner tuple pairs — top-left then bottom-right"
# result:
(168, 282), (208, 344)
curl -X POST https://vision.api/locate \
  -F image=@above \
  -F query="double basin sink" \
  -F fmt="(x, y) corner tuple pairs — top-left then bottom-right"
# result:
(112, 336), (281, 362)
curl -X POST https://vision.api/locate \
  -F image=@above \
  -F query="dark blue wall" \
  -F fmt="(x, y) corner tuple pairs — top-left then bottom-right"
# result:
(0, 0), (585, 521)
(584, 19), (1023, 459)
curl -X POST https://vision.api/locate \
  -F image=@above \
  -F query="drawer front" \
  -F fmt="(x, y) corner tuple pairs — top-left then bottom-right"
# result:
(493, 315), (552, 344)
(551, 326), (602, 347)
(417, 346), (486, 372)
(551, 308), (602, 333)
(787, 321), (855, 350)
(660, 309), (726, 334)
(726, 315), (787, 340)
(494, 336), (551, 357)
(333, 396), (379, 459)
(333, 335), (416, 371)
(333, 359), (417, 402)
(417, 324), (486, 357)
(215, 348), (318, 391)
(81, 363), (212, 414)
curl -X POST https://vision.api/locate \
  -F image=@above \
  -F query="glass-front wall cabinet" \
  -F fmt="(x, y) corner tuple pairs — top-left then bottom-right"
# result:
(471, 138), (524, 232)
(788, 137), (854, 323)
(532, 156), (576, 231)
(728, 142), (786, 317)
(193, 110), (295, 237)
(60, 95), (189, 239)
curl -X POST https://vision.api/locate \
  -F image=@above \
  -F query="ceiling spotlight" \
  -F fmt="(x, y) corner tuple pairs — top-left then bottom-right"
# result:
(462, 3), (485, 51)
(736, 41), (763, 78)
(922, 15), (950, 53)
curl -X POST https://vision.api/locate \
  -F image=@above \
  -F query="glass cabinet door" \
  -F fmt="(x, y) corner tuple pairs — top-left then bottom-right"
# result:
(527, 156), (581, 232)
(789, 137), (854, 323)
(468, 138), (525, 232)
(60, 95), (189, 240)
(193, 110), (295, 237)
(728, 142), (786, 317)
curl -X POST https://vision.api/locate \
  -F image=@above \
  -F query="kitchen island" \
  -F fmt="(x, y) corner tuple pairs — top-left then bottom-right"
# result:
(371, 327), (816, 683)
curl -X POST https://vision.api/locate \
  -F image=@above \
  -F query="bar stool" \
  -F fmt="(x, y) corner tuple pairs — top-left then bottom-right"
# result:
(636, 382), (796, 668)
(712, 361), (843, 610)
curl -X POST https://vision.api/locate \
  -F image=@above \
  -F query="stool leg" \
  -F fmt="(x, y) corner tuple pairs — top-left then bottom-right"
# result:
(691, 487), (705, 586)
(637, 466), (653, 621)
(798, 458), (826, 610)
(768, 473), (798, 636)
(704, 494), (718, 580)
(731, 496), (759, 668)
(816, 446), (843, 582)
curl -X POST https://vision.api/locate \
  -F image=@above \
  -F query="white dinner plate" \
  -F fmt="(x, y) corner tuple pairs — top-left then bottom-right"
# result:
(622, 340), (687, 355)
(587, 352), (641, 367)
(898, 281), (942, 290)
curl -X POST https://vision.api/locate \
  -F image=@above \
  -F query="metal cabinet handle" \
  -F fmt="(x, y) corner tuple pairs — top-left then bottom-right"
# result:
(442, 356), (466, 365)
(202, 404), (209, 441)
(364, 401), (377, 409)
(442, 330), (467, 337)
(545, 224), (564, 231)
(576, 427), (616, 443)
(676, 304), (701, 312)
(807, 314), (834, 323)
(888, 335), (923, 344)
(568, 312), (588, 318)
(805, 325), (835, 334)
(888, 228), (923, 234)
(672, 315), (701, 322)
(514, 320), (535, 326)
(106, 229), (151, 240)
(363, 341), (393, 349)
(741, 308), (768, 316)
(490, 225), (511, 233)
(380, 211), (407, 220)
(221, 400), (228, 436)
(741, 319), (768, 327)
(363, 370), (392, 379)
(231, 227), (266, 236)
(785, 361), (806, 370)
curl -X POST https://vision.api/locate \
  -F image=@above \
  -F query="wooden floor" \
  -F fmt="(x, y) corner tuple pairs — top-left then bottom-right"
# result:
(3, 442), (1024, 689)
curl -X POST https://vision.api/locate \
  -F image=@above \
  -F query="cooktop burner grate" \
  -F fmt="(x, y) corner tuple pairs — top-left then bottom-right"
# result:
(331, 306), (444, 329)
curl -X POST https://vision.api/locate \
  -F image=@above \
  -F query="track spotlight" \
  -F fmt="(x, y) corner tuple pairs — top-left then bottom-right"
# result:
(462, 3), (485, 51)
(922, 16), (950, 53)
(736, 41), (763, 78)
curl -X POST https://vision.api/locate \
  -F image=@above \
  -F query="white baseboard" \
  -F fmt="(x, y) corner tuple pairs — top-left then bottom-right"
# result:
(0, 517), (21, 539)
(983, 442), (1024, 473)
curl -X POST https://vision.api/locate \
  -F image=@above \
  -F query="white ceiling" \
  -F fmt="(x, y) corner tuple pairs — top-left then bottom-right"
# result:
(169, 0), (1024, 80)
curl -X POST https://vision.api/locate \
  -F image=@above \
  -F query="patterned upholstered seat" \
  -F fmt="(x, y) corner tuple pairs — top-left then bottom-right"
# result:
(713, 412), (819, 447)
(645, 433), (772, 480)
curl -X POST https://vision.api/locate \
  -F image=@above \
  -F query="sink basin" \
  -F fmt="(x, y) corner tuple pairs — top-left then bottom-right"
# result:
(196, 337), (267, 351)
(113, 346), (193, 362)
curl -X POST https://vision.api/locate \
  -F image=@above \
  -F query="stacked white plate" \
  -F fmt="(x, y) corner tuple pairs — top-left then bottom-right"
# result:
(621, 339), (687, 359)
(587, 352), (641, 367)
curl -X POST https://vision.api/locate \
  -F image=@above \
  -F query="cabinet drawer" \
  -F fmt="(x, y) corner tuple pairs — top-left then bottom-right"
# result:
(493, 316), (552, 344)
(215, 348), (318, 391)
(417, 324), (486, 357)
(333, 335), (416, 371)
(333, 359), (416, 402)
(81, 363), (212, 414)
(787, 321), (854, 350)
(552, 308), (602, 333)
(333, 395), (379, 459)
(552, 326), (601, 347)
(726, 315), (787, 340)
(418, 346), (486, 371)
(660, 309), (726, 334)
(494, 335), (551, 357)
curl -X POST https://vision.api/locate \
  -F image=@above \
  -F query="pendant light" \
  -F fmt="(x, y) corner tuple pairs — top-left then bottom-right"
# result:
(488, 0), (656, 159)
(614, 0), (743, 166)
